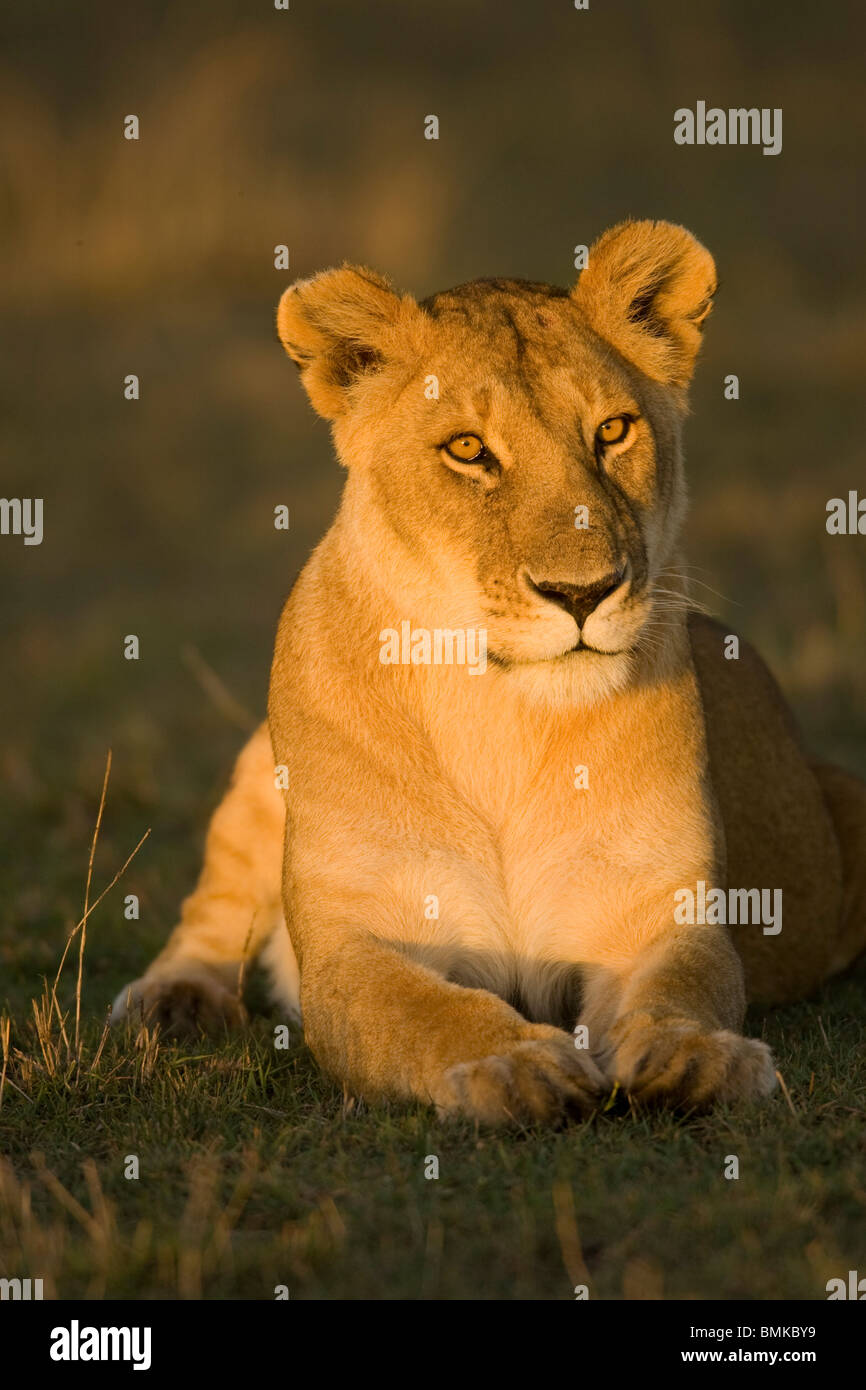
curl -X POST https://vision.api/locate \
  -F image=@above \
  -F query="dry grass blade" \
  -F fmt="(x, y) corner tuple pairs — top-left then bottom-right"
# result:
(0, 1013), (10, 1111)
(775, 1069), (798, 1116)
(76, 749), (112, 1055)
(182, 644), (256, 732)
(48, 825), (151, 1069)
(31, 1151), (101, 1241)
(552, 1178), (591, 1292)
(817, 1014), (833, 1056)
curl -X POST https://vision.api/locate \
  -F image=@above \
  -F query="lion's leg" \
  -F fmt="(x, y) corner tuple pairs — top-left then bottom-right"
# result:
(580, 925), (777, 1106)
(299, 928), (604, 1124)
(111, 722), (297, 1036)
(812, 762), (866, 977)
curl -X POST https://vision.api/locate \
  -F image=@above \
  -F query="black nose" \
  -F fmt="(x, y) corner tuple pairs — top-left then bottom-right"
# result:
(533, 569), (625, 627)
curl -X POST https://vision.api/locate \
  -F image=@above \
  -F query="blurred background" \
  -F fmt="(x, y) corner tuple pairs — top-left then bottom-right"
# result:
(1, 0), (864, 1002)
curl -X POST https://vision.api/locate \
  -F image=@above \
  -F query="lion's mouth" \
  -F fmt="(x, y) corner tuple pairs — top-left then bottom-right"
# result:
(487, 642), (630, 669)
(560, 640), (628, 659)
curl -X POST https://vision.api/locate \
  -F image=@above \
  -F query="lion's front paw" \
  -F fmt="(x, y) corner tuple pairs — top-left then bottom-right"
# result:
(110, 969), (247, 1039)
(603, 1014), (776, 1107)
(439, 1025), (605, 1126)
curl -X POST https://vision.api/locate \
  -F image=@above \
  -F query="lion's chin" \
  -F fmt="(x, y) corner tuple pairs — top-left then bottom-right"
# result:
(500, 646), (637, 709)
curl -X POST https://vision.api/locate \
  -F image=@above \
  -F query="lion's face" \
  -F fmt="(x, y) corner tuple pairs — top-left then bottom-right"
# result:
(278, 221), (716, 704)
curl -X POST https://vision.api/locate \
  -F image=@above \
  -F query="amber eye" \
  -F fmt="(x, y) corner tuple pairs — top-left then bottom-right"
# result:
(444, 433), (486, 462)
(596, 416), (632, 447)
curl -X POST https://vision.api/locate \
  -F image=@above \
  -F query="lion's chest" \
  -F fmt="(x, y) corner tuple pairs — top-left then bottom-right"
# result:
(421, 730), (717, 1019)
(505, 792), (706, 956)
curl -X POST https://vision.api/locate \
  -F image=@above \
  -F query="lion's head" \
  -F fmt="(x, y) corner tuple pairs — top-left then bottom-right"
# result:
(277, 220), (716, 705)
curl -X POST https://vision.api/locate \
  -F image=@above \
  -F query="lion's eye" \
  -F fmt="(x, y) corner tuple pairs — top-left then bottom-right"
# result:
(444, 433), (486, 462)
(596, 416), (633, 448)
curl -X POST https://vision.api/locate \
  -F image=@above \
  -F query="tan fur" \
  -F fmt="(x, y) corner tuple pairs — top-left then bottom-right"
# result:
(113, 221), (866, 1121)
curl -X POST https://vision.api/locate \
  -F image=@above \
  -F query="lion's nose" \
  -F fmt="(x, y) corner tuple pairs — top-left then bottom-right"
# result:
(532, 568), (625, 627)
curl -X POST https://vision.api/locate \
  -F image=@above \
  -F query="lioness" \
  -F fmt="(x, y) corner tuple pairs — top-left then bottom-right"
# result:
(113, 220), (866, 1122)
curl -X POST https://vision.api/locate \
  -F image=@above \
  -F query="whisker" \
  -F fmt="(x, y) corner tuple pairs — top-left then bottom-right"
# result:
(651, 601), (712, 617)
(649, 588), (712, 616)
(654, 567), (737, 606)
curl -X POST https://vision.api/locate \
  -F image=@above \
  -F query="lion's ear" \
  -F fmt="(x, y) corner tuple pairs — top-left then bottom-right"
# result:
(572, 221), (716, 388)
(277, 266), (411, 419)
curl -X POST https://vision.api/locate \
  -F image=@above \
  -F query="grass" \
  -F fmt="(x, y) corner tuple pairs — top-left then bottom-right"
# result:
(1, 1001), (865, 1301)
(1, 747), (865, 1301)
